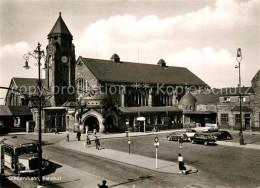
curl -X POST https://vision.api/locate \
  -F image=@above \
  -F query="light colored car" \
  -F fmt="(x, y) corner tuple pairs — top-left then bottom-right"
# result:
(202, 124), (218, 132)
(185, 129), (197, 141)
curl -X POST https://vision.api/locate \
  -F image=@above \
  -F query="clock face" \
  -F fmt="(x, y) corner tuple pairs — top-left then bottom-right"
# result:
(61, 56), (68, 63)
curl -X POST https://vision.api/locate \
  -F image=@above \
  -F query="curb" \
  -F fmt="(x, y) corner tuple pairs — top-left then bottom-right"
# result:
(59, 139), (198, 175)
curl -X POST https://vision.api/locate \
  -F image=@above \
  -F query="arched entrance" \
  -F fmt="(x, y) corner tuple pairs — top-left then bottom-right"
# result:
(84, 116), (100, 132)
(104, 110), (119, 133)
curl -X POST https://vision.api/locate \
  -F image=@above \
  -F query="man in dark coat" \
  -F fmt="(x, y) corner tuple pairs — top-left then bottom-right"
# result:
(77, 130), (81, 141)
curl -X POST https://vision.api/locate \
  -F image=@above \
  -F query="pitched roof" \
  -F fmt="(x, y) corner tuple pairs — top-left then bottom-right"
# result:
(252, 69), (260, 82)
(6, 77), (46, 98)
(48, 13), (72, 36)
(13, 77), (42, 88)
(179, 92), (197, 106)
(195, 94), (219, 104)
(0, 105), (32, 116)
(0, 105), (12, 116)
(79, 57), (208, 86)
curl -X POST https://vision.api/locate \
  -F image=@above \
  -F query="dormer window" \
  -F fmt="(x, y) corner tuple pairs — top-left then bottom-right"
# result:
(157, 59), (166, 67)
(110, 53), (120, 63)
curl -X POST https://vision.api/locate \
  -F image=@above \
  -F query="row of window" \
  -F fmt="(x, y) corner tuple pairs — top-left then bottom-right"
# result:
(220, 114), (251, 124)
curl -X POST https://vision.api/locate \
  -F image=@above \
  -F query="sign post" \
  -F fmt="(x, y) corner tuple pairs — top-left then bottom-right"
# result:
(128, 138), (131, 155)
(154, 137), (159, 169)
(179, 136), (183, 150)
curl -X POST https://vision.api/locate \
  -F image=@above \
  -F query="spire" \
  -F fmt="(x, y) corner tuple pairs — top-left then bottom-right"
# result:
(48, 12), (72, 37)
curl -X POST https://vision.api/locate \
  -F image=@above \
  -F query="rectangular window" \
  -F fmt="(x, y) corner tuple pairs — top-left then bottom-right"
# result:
(244, 114), (250, 118)
(221, 114), (229, 124)
(235, 114), (241, 125)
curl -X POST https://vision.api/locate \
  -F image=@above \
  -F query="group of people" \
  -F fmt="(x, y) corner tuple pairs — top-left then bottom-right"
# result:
(65, 128), (100, 149)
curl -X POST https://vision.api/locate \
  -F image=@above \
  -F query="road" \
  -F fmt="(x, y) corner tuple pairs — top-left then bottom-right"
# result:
(101, 133), (260, 188)
(40, 136), (218, 188)
(1, 133), (260, 188)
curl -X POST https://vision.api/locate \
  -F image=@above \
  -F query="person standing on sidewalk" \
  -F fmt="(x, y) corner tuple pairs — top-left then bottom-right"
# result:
(93, 128), (97, 136)
(66, 130), (70, 142)
(85, 135), (91, 148)
(95, 136), (100, 150)
(178, 153), (187, 174)
(77, 130), (81, 141)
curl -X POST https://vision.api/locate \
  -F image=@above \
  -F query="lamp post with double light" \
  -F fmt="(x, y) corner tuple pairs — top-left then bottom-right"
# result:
(23, 43), (46, 186)
(235, 48), (244, 145)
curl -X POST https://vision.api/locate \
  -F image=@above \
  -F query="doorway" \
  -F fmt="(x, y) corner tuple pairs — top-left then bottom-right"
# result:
(84, 116), (99, 132)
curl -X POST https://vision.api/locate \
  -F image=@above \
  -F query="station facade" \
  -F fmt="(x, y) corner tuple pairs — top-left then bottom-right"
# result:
(1, 13), (259, 133)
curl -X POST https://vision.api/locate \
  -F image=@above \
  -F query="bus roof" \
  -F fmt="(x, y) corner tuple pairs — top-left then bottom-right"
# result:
(3, 137), (37, 148)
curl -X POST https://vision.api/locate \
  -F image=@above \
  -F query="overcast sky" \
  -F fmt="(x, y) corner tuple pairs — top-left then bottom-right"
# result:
(0, 0), (259, 104)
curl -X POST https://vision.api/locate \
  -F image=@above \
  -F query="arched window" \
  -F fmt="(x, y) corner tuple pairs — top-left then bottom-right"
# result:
(127, 92), (147, 107)
(154, 93), (172, 106)
(76, 78), (87, 95)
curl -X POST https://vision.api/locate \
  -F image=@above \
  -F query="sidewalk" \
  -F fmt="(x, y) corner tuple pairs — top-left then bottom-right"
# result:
(60, 133), (198, 175)
(3, 161), (128, 188)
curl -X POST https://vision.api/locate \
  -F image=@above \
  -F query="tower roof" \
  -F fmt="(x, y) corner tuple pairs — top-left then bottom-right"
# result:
(48, 12), (72, 37)
(179, 92), (197, 106)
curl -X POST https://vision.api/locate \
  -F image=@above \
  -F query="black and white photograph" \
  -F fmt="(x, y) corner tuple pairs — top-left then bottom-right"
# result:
(0, 0), (260, 187)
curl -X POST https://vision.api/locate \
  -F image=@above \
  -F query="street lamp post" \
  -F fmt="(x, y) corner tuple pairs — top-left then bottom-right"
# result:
(235, 48), (244, 145)
(23, 43), (45, 186)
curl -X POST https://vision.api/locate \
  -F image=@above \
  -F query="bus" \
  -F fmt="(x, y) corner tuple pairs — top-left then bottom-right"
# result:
(2, 136), (49, 176)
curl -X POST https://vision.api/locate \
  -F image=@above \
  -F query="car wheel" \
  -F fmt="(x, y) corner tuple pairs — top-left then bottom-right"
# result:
(204, 142), (208, 146)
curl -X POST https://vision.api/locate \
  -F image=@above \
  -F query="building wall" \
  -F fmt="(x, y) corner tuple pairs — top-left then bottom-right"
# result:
(251, 71), (260, 130)
(196, 104), (217, 112)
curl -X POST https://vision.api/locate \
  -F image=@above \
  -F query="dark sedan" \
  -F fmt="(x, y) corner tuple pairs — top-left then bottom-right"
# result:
(191, 133), (217, 145)
(212, 131), (232, 140)
(167, 132), (189, 141)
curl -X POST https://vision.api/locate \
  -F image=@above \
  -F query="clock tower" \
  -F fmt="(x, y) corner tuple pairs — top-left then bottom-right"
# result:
(45, 12), (76, 106)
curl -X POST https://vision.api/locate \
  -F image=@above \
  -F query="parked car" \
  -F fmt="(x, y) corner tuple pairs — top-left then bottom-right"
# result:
(191, 133), (217, 145)
(185, 129), (197, 141)
(211, 131), (232, 140)
(167, 132), (189, 141)
(202, 123), (218, 132)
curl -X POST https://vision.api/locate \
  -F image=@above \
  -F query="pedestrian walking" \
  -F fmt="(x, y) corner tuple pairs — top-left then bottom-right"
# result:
(77, 130), (81, 141)
(95, 136), (100, 150)
(99, 180), (108, 188)
(66, 130), (70, 142)
(178, 153), (187, 174)
(85, 135), (91, 148)
(54, 127), (59, 134)
(93, 128), (97, 136)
